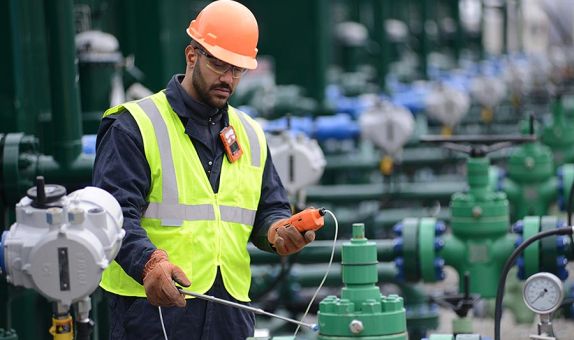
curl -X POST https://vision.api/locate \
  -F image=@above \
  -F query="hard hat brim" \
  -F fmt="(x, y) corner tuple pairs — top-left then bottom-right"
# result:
(187, 28), (258, 70)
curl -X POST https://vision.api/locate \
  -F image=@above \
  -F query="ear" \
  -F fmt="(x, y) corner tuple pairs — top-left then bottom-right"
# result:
(185, 45), (197, 65)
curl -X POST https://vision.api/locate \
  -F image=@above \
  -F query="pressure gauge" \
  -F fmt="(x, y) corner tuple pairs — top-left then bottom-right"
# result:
(523, 272), (564, 314)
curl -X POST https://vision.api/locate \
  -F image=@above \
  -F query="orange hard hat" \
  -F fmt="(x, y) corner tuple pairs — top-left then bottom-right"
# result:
(187, 0), (259, 70)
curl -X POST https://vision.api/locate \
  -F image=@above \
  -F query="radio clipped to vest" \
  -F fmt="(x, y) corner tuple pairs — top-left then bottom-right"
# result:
(220, 125), (243, 163)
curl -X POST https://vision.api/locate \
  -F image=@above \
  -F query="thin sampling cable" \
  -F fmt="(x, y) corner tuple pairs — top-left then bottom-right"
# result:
(157, 210), (340, 338)
(159, 306), (169, 340)
(293, 209), (339, 338)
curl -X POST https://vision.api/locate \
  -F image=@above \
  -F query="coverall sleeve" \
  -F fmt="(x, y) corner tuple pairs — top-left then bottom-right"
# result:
(92, 112), (156, 284)
(250, 147), (292, 253)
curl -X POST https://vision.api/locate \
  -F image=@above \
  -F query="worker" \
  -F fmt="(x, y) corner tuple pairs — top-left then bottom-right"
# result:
(93, 1), (316, 339)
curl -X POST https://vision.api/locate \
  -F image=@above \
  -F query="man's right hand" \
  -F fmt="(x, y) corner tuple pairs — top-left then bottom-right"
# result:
(268, 218), (315, 256)
(142, 249), (191, 307)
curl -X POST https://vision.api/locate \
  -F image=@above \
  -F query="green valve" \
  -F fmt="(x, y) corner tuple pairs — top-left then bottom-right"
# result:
(361, 299), (381, 313)
(353, 223), (365, 239)
(542, 97), (574, 167)
(497, 137), (558, 219)
(318, 223), (407, 339)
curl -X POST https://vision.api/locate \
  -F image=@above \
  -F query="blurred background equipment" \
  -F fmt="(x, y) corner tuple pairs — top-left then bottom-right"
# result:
(3, 0), (574, 339)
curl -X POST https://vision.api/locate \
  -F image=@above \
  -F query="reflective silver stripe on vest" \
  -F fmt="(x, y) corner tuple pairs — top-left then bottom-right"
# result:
(235, 111), (261, 167)
(220, 205), (256, 225)
(144, 202), (215, 224)
(138, 99), (254, 226)
(138, 98), (178, 204)
(138, 98), (214, 225)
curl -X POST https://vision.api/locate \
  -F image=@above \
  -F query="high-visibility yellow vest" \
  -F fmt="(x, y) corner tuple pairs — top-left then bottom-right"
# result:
(99, 91), (267, 301)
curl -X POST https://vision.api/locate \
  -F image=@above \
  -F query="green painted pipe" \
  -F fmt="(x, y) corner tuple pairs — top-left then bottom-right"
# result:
(449, 0), (463, 62)
(1, 133), (93, 208)
(0, 10), (94, 331)
(372, 0), (392, 89)
(323, 144), (513, 175)
(288, 263), (398, 288)
(6, 0), (50, 136)
(373, 209), (450, 230)
(249, 239), (396, 265)
(306, 181), (463, 205)
(44, 0), (83, 165)
(419, 0), (430, 79)
(36, 154), (94, 186)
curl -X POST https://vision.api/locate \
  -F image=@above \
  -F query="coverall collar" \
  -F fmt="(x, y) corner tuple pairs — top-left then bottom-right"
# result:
(165, 74), (228, 127)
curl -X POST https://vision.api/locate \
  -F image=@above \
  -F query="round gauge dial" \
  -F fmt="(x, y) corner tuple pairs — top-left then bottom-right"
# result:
(523, 272), (564, 314)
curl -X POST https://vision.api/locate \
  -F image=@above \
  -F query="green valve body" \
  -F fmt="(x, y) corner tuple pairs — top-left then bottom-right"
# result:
(450, 158), (509, 238)
(318, 224), (407, 339)
(443, 157), (516, 298)
(507, 143), (553, 183)
(542, 98), (574, 167)
(500, 142), (557, 219)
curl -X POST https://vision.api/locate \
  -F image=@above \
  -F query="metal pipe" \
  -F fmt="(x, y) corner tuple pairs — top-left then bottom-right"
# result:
(177, 288), (319, 332)
(44, 0), (83, 165)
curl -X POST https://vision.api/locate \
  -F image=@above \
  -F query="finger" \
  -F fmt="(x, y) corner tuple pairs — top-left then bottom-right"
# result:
(274, 236), (287, 255)
(275, 228), (293, 253)
(147, 295), (161, 307)
(172, 266), (191, 287)
(304, 230), (315, 243)
(164, 292), (186, 308)
(279, 226), (306, 250)
(175, 294), (187, 308)
(162, 281), (186, 307)
(268, 225), (280, 244)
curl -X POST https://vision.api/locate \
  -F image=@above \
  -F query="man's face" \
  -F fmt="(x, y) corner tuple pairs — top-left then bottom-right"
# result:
(191, 49), (241, 108)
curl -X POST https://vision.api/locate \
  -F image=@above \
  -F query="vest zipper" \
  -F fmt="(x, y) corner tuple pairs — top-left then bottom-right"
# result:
(214, 193), (222, 266)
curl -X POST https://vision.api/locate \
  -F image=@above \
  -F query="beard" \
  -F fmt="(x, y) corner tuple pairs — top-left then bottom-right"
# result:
(192, 63), (232, 109)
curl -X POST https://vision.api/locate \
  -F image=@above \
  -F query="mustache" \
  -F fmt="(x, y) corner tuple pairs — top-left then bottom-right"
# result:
(211, 83), (232, 91)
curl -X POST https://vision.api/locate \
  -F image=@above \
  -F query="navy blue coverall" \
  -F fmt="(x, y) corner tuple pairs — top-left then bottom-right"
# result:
(93, 75), (291, 340)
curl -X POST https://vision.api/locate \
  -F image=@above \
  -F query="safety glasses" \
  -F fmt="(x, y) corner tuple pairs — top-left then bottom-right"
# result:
(195, 47), (248, 79)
